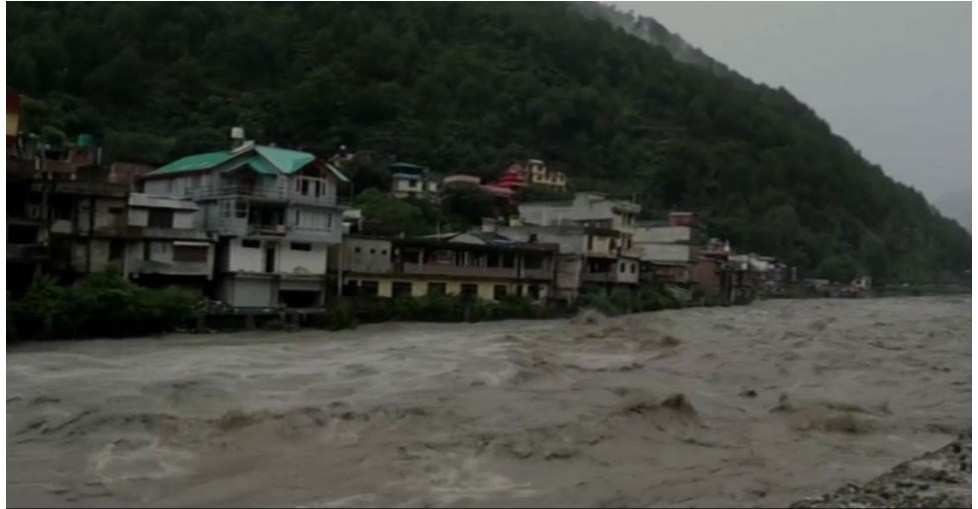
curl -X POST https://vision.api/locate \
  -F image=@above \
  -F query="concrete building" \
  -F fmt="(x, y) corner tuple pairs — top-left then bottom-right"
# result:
(390, 162), (439, 200)
(524, 159), (567, 191)
(142, 132), (348, 308)
(124, 193), (215, 288)
(517, 192), (642, 296)
(634, 212), (699, 285)
(332, 234), (558, 302)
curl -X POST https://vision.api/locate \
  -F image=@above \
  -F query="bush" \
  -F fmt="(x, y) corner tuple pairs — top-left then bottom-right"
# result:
(8, 272), (199, 340)
(323, 300), (357, 331)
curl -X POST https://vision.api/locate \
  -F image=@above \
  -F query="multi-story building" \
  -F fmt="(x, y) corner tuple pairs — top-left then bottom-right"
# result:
(524, 159), (567, 191)
(634, 212), (699, 285)
(142, 132), (348, 308)
(332, 234), (557, 302)
(390, 162), (439, 200)
(517, 192), (642, 295)
(124, 193), (215, 288)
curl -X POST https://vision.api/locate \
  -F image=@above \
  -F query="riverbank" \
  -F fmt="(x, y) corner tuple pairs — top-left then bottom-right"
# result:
(791, 430), (971, 508)
(7, 296), (970, 507)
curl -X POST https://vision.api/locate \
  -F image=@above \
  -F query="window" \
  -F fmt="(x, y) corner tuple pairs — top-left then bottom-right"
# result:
(392, 282), (413, 298)
(293, 209), (302, 226)
(326, 213), (333, 229)
(428, 282), (446, 296)
(291, 242), (312, 251)
(524, 254), (543, 270)
(515, 285), (523, 297)
(235, 201), (247, 218)
(109, 240), (124, 261)
(528, 285), (541, 300)
(381, 249), (387, 255)
(143, 241), (151, 261)
(108, 207), (123, 215)
(148, 209), (174, 228)
(360, 280), (379, 297)
(370, 249), (376, 254)
(242, 239), (261, 249)
(174, 245), (209, 262)
(460, 284), (478, 300)
(502, 254), (515, 268)
(494, 285), (507, 300)
(631, 263), (637, 274)
(587, 236), (594, 251)
(620, 262), (626, 272)
(355, 246), (362, 253)
(486, 252), (500, 268)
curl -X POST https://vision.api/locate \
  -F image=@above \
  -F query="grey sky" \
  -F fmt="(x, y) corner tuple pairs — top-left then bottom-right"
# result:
(609, 1), (971, 214)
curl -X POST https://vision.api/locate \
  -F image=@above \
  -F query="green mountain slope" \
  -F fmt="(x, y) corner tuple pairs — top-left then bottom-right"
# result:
(7, 2), (970, 283)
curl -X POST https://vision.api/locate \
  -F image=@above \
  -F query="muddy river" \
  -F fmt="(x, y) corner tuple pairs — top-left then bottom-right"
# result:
(7, 296), (971, 508)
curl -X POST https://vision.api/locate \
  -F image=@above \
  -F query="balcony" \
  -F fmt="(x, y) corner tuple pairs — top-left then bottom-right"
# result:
(401, 262), (518, 279)
(7, 244), (48, 262)
(185, 183), (339, 207)
(130, 259), (211, 277)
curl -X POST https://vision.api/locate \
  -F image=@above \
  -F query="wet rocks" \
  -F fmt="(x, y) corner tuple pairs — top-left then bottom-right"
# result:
(791, 430), (971, 508)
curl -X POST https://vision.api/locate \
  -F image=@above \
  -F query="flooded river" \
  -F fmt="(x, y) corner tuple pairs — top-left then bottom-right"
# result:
(7, 296), (971, 508)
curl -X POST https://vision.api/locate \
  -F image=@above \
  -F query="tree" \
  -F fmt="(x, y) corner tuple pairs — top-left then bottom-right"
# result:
(354, 189), (429, 236)
(441, 184), (496, 224)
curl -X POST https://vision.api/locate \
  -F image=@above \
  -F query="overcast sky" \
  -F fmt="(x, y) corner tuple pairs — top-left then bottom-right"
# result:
(609, 1), (971, 215)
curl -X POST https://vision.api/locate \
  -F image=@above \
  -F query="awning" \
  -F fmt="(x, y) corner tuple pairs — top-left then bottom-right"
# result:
(173, 241), (211, 247)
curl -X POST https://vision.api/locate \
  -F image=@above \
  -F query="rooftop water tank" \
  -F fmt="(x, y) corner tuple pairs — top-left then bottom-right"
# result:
(77, 133), (95, 147)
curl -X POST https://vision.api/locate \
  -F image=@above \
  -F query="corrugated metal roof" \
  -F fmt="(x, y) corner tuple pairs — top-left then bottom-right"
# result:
(149, 151), (232, 176)
(146, 145), (325, 178)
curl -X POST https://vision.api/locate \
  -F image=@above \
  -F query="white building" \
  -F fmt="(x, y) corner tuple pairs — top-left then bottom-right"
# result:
(141, 133), (348, 308)
(125, 193), (215, 284)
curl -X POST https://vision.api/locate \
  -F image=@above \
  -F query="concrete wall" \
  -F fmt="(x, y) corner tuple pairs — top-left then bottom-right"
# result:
(615, 258), (640, 284)
(280, 241), (328, 275)
(70, 239), (118, 273)
(639, 243), (695, 263)
(343, 238), (394, 274)
(125, 240), (213, 277)
(76, 197), (126, 232)
(226, 238), (267, 272)
(634, 225), (692, 244)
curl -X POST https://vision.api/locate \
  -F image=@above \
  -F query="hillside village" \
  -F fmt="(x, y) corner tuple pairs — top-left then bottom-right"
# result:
(8, 92), (839, 323)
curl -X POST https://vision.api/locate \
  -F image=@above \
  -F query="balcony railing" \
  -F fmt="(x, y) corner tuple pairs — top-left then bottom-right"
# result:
(401, 262), (518, 279)
(185, 184), (339, 206)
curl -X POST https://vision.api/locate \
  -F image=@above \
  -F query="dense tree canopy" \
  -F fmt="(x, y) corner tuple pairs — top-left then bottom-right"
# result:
(7, 2), (970, 283)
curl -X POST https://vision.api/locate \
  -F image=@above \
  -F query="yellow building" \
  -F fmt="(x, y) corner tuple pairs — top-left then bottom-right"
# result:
(525, 159), (567, 191)
(336, 235), (557, 301)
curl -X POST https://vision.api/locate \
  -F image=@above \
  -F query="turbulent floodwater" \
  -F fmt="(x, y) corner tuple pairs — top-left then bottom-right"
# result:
(7, 296), (972, 508)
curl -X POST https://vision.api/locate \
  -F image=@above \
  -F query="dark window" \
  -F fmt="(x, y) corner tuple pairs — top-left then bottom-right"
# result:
(493, 285), (507, 300)
(392, 282), (413, 298)
(454, 251), (465, 266)
(148, 209), (173, 228)
(515, 285), (523, 297)
(528, 285), (541, 300)
(291, 242), (312, 251)
(142, 241), (151, 260)
(355, 246), (362, 253)
(524, 254), (543, 270)
(242, 239), (261, 249)
(486, 252), (500, 268)
(108, 207), (123, 215)
(360, 281), (379, 297)
(587, 236), (594, 250)
(460, 284), (478, 299)
(502, 254), (515, 268)
(631, 263), (637, 274)
(370, 249), (376, 254)
(174, 245), (208, 262)
(381, 249), (387, 255)
(620, 262), (626, 272)
(428, 282), (446, 295)
(342, 280), (359, 297)
(109, 240), (124, 261)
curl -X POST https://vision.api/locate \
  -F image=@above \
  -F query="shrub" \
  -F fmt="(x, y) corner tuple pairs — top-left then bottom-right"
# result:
(324, 300), (357, 331)
(8, 272), (199, 340)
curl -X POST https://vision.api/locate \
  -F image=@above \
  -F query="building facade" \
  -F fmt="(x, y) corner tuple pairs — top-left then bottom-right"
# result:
(142, 137), (348, 308)
(333, 235), (557, 302)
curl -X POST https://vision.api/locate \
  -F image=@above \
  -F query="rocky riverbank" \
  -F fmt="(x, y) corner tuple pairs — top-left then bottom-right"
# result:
(791, 430), (971, 508)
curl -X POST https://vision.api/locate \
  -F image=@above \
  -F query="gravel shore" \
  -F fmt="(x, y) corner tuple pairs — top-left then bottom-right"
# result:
(791, 430), (971, 508)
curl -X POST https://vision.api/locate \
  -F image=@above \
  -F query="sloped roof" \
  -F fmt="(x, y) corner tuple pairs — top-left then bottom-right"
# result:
(146, 145), (348, 181)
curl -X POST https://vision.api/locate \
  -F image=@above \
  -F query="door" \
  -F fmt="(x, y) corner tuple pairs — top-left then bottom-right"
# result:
(264, 244), (276, 273)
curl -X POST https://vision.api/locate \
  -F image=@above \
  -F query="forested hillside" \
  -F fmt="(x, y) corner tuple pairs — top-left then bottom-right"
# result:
(6, 2), (970, 283)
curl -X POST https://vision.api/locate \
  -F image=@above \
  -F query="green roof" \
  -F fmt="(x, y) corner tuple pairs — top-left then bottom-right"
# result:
(150, 151), (232, 176)
(390, 162), (427, 172)
(146, 145), (333, 178)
